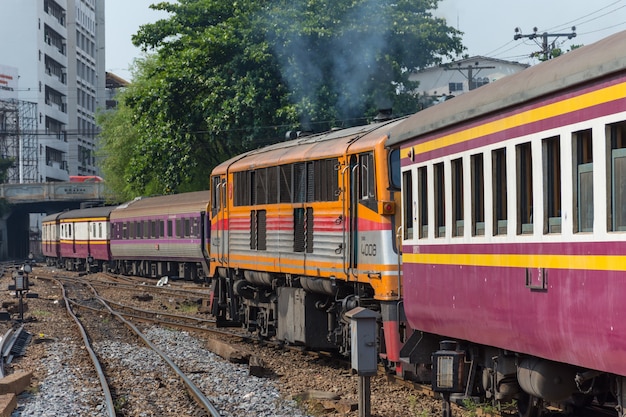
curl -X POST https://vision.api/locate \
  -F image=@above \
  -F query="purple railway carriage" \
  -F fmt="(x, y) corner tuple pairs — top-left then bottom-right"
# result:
(41, 212), (63, 265)
(390, 31), (626, 415)
(109, 191), (211, 280)
(58, 206), (115, 272)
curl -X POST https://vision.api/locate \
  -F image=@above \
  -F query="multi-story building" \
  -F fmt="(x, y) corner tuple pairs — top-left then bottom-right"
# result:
(0, 0), (105, 182)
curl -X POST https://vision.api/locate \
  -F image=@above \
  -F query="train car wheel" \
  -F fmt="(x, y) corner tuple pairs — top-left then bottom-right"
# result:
(517, 392), (541, 417)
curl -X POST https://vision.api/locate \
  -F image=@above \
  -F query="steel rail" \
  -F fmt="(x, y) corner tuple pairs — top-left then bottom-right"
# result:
(57, 280), (117, 417)
(86, 283), (222, 417)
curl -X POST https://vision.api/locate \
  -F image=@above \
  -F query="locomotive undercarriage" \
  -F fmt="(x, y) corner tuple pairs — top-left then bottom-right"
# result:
(210, 267), (378, 355)
(400, 331), (620, 416)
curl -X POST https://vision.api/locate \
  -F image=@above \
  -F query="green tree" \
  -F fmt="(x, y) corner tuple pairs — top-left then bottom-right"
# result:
(100, 0), (463, 197)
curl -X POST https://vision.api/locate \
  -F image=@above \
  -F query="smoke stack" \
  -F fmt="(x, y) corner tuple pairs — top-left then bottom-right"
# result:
(373, 108), (393, 122)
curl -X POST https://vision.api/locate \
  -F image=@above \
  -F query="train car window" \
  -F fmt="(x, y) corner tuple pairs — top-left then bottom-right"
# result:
(233, 171), (251, 206)
(609, 121), (626, 231)
(434, 162), (445, 238)
(516, 143), (534, 235)
(307, 162), (315, 202)
(360, 153), (376, 200)
(267, 167), (278, 204)
(151, 220), (157, 238)
(451, 158), (464, 237)
(471, 154), (485, 236)
(99, 223), (103, 238)
(294, 163), (306, 203)
(253, 168), (267, 205)
(123, 222), (128, 239)
(402, 170), (413, 239)
(92, 223), (96, 238)
(185, 218), (191, 237)
(167, 220), (172, 237)
(492, 148), (507, 235)
(389, 149), (401, 190)
(159, 220), (164, 237)
(144, 220), (150, 238)
(418, 166), (428, 238)
(176, 219), (182, 238)
(543, 136), (562, 234)
(279, 165), (293, 203)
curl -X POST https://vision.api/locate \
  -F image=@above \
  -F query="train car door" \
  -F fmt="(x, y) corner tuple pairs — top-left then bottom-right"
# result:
(347, 152), (376, 279)
(210, 174), (227, 267)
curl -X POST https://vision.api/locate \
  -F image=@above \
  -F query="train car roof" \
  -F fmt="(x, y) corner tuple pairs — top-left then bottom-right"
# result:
(110, 190), (209, 219)
(213, 119), (405, 173)
(58, 205), (116, 220)
(387, 30), (626, 146)
(42, 212), (64, 223)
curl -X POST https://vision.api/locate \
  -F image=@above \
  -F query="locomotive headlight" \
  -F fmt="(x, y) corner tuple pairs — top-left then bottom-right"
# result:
(379, 201), (395, 215)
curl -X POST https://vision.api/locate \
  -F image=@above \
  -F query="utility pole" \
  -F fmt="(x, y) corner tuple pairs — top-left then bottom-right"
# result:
(514, 26), (577, 60)
(443, 61), (495, 91)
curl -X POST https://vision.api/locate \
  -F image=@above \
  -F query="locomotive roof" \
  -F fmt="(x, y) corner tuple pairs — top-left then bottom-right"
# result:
(387, 29), (626, 146)
(58, 205), (116, 220)
(110, 190), (209, 219)
(213, 119), (405, 173)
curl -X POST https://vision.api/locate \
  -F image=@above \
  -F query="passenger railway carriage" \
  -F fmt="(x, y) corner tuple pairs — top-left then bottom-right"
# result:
(41, 212), (63, 264)
(390, 31), (626, 415)
(57, 206), (115, 272)
(109, 191), (211, 280)
(209, 121), (405, 358)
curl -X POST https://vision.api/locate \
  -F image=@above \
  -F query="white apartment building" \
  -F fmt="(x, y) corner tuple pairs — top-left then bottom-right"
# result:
(0, 0), (105, 182)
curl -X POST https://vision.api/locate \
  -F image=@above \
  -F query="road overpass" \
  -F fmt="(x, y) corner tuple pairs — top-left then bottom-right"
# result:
(0, 182), (108, 260)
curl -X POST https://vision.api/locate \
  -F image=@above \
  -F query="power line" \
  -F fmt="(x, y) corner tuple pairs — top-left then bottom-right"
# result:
(513, 26), (577, 60)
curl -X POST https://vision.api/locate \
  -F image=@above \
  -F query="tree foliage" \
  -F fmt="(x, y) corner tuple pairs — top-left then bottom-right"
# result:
(99, 0), (463, 197)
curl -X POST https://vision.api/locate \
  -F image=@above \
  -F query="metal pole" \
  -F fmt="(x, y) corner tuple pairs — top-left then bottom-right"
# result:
(358, 375), (371, 417)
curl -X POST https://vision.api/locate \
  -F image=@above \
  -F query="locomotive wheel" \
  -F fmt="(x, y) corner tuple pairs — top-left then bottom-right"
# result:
(517, 392), (542, 417)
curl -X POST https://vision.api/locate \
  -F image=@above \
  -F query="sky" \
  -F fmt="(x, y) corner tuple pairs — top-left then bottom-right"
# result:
(105, 0), (626, 81)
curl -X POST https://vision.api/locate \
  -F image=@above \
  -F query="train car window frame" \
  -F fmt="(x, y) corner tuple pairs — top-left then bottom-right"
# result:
(279, 164), (293, 203)
(516, 142), (534, 235)
(471, 153), (485, 236)
(608, 121), (626, 231)
(418, 166), (428, 239)
(402, 169), (414, 240)
(434, 162), (445, 238)
(492, 148), (507, 236)
(572, 128), (594, 233)
(542, 136), (562, 234)
(98, 223), (102, 238)
(389, 149), (401, 190)
(451, 158), (464, 237)
(167, 220), (173, 237)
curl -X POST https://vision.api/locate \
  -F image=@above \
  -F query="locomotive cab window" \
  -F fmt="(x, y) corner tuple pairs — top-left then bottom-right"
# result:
(360, 153), (376, 200)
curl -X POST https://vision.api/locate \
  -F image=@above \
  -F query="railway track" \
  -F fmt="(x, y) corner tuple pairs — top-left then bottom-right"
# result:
(53, 275), (222, 417)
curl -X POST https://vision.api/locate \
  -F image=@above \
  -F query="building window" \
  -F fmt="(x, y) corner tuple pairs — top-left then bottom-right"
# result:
(449, 82), (463, 92)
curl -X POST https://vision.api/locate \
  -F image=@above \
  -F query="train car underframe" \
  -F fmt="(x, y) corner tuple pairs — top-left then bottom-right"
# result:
(209, 267), (394, 357)
(111, 259), (207, 281)
(400, 330), (625, 416)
